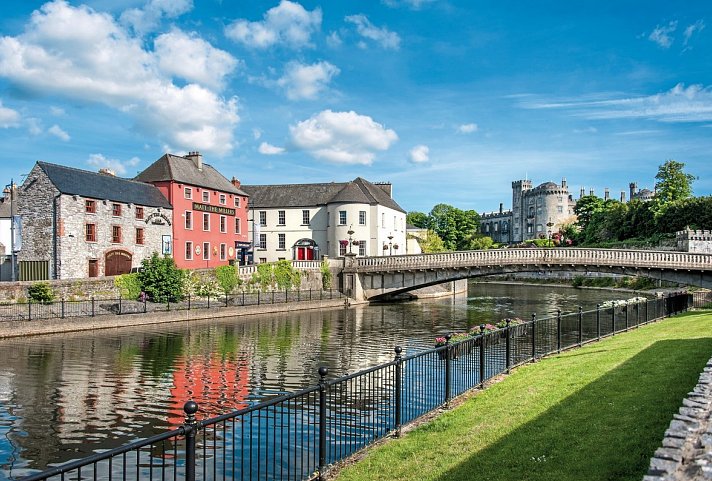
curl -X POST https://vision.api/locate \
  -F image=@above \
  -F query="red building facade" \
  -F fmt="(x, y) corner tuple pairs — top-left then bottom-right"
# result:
(136, 152), (250, 269)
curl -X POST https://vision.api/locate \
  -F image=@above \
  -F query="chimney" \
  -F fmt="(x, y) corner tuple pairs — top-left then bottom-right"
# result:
(629, 182), (637, 200)
(580, 187), (585, 198)
(620, 191), (626, 203)
(231, 176), (241, 189)
(561, 178), (567, 189)
(499, 202), (503, 214)
(186, 151), (203, 171)
(589, 188), (594, 197)
(374, 182), (392, 198)
(98, 168), (116, 176)
(604, 188), (610, 201)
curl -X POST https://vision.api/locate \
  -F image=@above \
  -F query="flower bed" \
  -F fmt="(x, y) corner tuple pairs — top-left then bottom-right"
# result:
(435, 318), (524, 356)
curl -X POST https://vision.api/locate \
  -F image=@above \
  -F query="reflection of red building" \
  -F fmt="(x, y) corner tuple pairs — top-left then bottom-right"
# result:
(136, 152), (250, 268)
(168, 355), (251, 426)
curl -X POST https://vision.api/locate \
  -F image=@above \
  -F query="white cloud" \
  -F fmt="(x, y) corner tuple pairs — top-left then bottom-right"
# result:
(258, 142), (285, 155)
(573, 126), (597, 134)
(382, 0), (435, 9)
(522, 83), (712, 123)
(0, 0), (239, 155)
(86, 153), (140, 175)
(457, 123), (478, 134)
(225, 1), (321, 49)
(684, 20), (705, 45)
(154, 28), (239, 90)
(326, 31), (342, 48)
(49, 106), (65, 116)
(120, 0), (193, 35)
(648, 21), (677, 48)
(253, 128), (263, 140)
(0, 100), (20, 128)
(409, 144), (429, 163)
(277, 61), (339, 100)
(345, 14), (401, 50)
(289, 110), (398, 165)
(26, 118), (42, 135)
(48, 124), (70, 141)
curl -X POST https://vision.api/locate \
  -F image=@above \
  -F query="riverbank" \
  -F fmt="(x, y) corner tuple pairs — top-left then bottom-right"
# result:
(0, 297), (347, 339)
(332, 310), (712, 481)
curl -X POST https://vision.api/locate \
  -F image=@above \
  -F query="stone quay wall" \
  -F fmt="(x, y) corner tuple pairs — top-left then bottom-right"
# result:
(644, 355), (712, 481)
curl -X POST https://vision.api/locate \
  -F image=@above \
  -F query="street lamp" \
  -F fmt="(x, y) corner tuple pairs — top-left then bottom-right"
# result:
(546, 218), (554, 247)
(385, 233), (395, 256)
(347, 225), (355, 255)
(3, 179), (16, 282)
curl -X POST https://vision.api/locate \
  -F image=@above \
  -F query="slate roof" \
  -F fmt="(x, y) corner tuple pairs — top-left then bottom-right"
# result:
(135, 153), (247, 196)
(242, 177), (405, 213)
(36, 162), (172, 209)
(0, 198), (11, 218)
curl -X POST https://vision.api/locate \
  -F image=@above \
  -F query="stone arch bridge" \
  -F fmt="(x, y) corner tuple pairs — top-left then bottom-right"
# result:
(337, 248), (712, 301)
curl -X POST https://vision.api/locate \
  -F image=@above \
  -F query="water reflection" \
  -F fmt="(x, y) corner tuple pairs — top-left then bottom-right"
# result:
(0, 282), (632, 478)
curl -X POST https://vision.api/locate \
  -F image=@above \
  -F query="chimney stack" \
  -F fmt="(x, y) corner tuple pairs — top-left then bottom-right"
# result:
(561, 178), (567, 189)
(499, 202), (503, 214)
(186, 151), (203, 171)
(580, 187), (585, 198)
(231, 176), (241, 189)
(629, 182), (637, 200)
(620, 191), (626, 203)
(604, 188), (610, 201)
(589, 188), (594, 197)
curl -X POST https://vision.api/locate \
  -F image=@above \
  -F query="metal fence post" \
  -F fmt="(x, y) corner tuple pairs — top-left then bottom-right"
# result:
(91, 296), (95, 317)
(118, 295), (122, 315)
(28, 300), (31, 321)
(625, 304), (629, 331)
(207, 294), (210, 309)
(596, 304), (601, 340)
(285, 288), (288, 303)
(225, 293), (228, 307)
(611, 306), (616, 335)
(183, 401), (199, 481)
(479, 324), (486, 386)
(444, 334), (452, 405)
(394, 346), (403, 436)
(258, 291), (260, 305)
(187, 294), (190, 310)
(61, 298), (65, 319)
(272, 290), (275, 304)
(318, 366), (328, 480)
(556, 309), (562, 353)
(578, 306), (583, 346)
(144, 295), (147, 313)
(531, 313), (536, 361)
(505, 320), (511, 374)
(242, 290), (245, 306)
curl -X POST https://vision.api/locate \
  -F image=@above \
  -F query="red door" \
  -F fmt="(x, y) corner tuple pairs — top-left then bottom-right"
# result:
(105, 250), (132, 276)
(297, 247), (305, 260)
(306, 248), (314, 260)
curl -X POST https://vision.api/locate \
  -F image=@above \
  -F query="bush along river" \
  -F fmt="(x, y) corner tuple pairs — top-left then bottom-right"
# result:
(0, 282), (638, 479)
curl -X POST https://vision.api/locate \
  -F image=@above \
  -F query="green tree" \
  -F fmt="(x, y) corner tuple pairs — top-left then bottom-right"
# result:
(138, 253), (185, 302)
(656, 196), (712, 233)
(406, 211), (429, 228)
(427, 204), (480, 250)
(573, 195), (604, 233)
(652, 160), (696, 218)
(466, 235), (494, 250)
(214, 265), (241, 295)
(417, 230), (447, 253)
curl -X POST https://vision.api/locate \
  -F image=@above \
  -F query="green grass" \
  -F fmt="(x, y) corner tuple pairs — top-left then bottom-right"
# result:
(335, 310), (712, 481)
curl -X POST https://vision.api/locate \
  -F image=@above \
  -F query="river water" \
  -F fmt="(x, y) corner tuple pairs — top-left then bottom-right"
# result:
(0, 282), (633, 479)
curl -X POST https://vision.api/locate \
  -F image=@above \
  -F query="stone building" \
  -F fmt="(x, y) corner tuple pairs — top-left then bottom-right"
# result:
(17, 162), (173, 280)
(241, 178), (406, 263)
(677, 228), (712, 254)
(135, 152), (250, 269)
(481, 179), (576, 243)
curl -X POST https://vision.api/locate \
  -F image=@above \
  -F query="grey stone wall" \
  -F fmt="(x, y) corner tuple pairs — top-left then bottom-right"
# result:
(677, 230), (712, 254)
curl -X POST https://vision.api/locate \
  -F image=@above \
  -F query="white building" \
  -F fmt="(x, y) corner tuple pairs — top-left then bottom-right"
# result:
(242, 178), (407, 262)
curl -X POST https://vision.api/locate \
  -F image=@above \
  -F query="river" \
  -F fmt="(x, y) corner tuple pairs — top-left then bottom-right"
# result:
(0, 282), (635, 479)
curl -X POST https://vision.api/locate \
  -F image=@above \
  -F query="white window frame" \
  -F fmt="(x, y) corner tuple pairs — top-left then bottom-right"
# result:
(302, 210), (310, 225)
(278, 210), (286, 226)
(259, 211), (267, 226)
(202, 191), (210, 203)
(219, 194), (226, 205)
(278, 233), (286, 249)
(184, 187), (192, 200)
(185, 241), (193, 260)
(359, 211), (366, 225)
(259, 233), (267, 249)
(220, 215), (227, 233)
(339, 210), (347, 225)
(234, 197), (240, 207)
(220, 243), (226, 260)
(235, 217), (241, 234)
(203, 242), (210, 260)
(185, 211), (192, 230)
(203, 213), (210, 231)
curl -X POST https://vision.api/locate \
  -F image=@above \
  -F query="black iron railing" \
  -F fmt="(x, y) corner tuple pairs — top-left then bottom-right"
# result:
(18, 293), (691, 481)
(690, 290), (712, 309)
(0, 289), (344, 322)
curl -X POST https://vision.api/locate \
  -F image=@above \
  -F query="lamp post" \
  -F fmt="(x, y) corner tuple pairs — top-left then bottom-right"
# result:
(546, 218), (554, 247)
(4, 179), (16, 282)
(347, 225), (355, 255)
(387, 233), (394, 256)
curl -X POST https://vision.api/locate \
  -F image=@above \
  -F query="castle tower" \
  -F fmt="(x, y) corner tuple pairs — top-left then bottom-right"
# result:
(511, 180), (532, 243)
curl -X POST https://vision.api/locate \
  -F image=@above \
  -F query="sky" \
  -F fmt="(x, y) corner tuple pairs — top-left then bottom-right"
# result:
(0, 0), (710, 214)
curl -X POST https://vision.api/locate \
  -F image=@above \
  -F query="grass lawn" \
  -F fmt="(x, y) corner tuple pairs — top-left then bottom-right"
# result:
(334, 310), (712, 481)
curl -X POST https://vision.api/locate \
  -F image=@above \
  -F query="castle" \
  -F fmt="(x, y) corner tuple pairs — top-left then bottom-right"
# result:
(481, 179), (654, 244)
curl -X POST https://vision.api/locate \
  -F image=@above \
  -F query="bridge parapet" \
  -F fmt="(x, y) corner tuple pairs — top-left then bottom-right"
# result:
(345, 248), (712, 273)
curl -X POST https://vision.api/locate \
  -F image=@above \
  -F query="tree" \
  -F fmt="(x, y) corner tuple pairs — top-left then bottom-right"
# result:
(652, 160), (696, 218)
(214, 265), (241, 295)
(573, 195), (604, 232)
(417, 230), (446, 253)
(406, 211), (428, 228)
(427, 204), (480, 251)
(138, 253), (185, 302)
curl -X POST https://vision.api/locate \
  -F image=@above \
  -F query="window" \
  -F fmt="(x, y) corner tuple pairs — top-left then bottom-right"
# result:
(259, 234), (267, 249)
(536, 224), (543, 232)
(536, 207), (542, 215)
(184, 187), (192, 199)
(220, 215), (227, 233)
(203, 213), (210, 231)
(557, 196), (563, 202)
(219, 194), (226, 205)
(135, 228), (144, 245)
(220, 243), (226, 260)
(382, 213), (385, 228)
(203, 242), (210, 260)
(278, 233), (285, 249)
(185, 211), (192, 229)
(278, 210), (286, 226)
(235, 217), (241, 234)
(358, 241), (366, 257)
(259, 211), (266, 226)
(202, 191), (210, 202)
(112, 225), (122, 243)
(259, 257), (267, 264)
(359, 211), (366, 225)
(302, 210), (310, 225)
(185, 241), (193, 260)
(234, 197), (240, 207)
(112, 203), (122, 216)
(135, 207), (144, 219)
(339, 210), (347, 225)
(339, 241), (347, 256)
(557, 206), (564, 213)
(85, 200), (96, 213)
(85, 223), (97, 242)
(393, 216), (396, 229)
(88, 259), (98, 278)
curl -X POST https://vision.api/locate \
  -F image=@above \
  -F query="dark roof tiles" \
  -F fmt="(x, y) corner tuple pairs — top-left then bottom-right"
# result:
(37, 162), (172, 209)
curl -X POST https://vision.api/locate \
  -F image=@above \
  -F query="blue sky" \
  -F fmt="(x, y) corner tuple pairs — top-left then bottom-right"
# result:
(0, 0), (710, 213)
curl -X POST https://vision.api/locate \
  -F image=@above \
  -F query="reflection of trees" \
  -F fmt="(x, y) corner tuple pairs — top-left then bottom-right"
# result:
(139, 335), (184, 377)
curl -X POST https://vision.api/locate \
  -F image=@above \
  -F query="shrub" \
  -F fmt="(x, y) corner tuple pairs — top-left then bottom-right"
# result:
(138, 252), (185, 303)
(114, 273), (142, 299)
(320, 261), (333, 289)
(28, 282), (54, 303)
(214, 265), (241, 295)
(274, 260), (301, 290)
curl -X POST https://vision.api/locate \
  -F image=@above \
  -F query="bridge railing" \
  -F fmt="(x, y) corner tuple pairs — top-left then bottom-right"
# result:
(347, 248), (712, 272)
